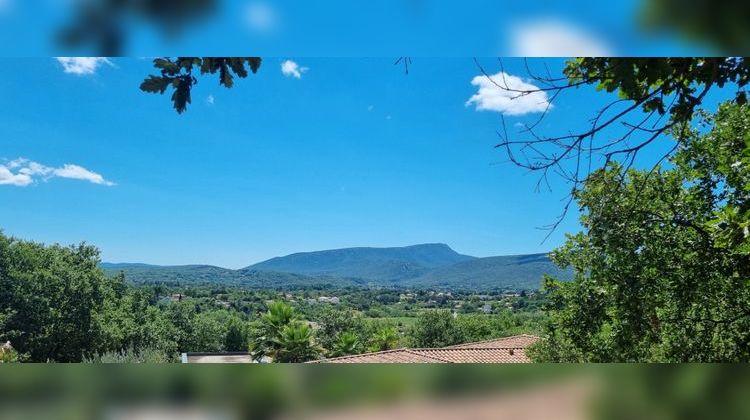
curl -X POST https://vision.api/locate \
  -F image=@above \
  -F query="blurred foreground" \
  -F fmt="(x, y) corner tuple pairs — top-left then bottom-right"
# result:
(0, 0), (747, 55)
(1, 364), (748, 420)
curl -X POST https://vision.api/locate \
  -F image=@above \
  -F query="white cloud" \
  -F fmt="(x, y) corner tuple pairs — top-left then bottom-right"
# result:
(53, 164), (114, 186)
(0, 158), (114, 187)
(207, 95), (215, 105)
(281, 60), (308, 79)
(385, 115), (392, 120)
(466, 72), (551, 116)
(0, 166), (32, 186)
(55, 57), (113, 75)
(510, 19), (611, 57)
(245, 2), (277, 33)
(367, 105), (374, 111)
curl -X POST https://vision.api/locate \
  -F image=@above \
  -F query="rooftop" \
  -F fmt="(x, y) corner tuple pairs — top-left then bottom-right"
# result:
(181, 334), (540, 364)
(312, 334), (539, 364)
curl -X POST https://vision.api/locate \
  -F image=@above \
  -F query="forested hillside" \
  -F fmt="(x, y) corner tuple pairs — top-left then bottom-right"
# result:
(103, 245), (568, 291)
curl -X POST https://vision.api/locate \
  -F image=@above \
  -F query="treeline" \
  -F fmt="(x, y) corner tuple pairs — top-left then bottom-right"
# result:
(0, 232), (251, 362)
(0, 231), (541, 363)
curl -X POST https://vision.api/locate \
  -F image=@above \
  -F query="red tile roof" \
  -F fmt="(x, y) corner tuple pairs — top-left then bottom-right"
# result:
(312, 335), (539, 363)
(445, 334), (539, 349)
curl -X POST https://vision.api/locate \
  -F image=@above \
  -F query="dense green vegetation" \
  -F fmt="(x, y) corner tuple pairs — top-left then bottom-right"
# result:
(532, 102), (750, 362)
(248, 243), (474, 281)
(405, 253), (572, 291)
(100, 263), (363, 288)
(1, 231), (545, 363)
(101, 245), (570, 292)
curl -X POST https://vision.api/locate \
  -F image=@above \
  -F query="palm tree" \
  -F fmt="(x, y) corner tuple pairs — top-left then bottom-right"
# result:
(249, 301), (299, 361)
(273, 323), (321, 363)
(329, 331), (361, 357)
(367, 326), (399, 352)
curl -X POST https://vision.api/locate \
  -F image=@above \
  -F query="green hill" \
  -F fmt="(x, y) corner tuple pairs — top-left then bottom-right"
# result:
(406, 253), (572, 291)
(100, 263), (361, 288)
(101, 245), (572, 291)
(247, 243), (475, 282)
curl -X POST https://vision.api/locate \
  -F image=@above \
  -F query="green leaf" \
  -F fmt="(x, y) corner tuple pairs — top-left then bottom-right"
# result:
(139, 76), (171, 94)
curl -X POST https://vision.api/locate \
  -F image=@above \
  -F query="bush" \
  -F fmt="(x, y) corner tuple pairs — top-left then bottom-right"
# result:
(83, 347), (174, 363)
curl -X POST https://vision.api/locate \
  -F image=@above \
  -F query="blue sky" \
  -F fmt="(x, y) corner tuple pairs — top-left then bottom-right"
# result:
(0, 58), (729, 268)
(0, 1), (716, 56)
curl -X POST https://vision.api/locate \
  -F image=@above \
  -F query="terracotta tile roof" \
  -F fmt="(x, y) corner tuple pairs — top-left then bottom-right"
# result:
(412, 347), (530, 363)
(312, 348), (448, 363)
(445, 334), (539, 349)
(181, 335), (540, 363)
(313, 347), (530, 363)
(313, 335), (539, 364)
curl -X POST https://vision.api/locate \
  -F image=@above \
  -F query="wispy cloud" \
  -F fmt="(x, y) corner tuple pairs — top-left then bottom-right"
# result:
(0, 158), (114, 187)
(510, 19), (611, 57)
(207, 95), (215, 105)
(466, 72), (551, 116)
(55, 57), (113, 75)
(281, 60), (308, 79)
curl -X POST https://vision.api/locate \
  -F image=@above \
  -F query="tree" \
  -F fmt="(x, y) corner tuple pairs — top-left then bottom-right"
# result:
(480, 57), (749, 233)
(532, 102), (750, 362)
(249, 301), (321, 362)
(315, 307), (365, 351)
(329, 331), (361, 357)
(140, 57), (262, 114)
(367, 326), (399, 352)
(0, 232), (112, 362)
(94, 282), (178, 356)
(224, 317), (248, 352)
(408, 310), (460, 348)
(272, 323), (321, 363)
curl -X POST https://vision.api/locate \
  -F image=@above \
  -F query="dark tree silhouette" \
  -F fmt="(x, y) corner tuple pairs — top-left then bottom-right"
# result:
(140, 57), (262, 114)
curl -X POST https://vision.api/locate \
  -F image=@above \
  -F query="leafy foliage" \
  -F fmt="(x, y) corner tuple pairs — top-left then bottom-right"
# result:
(534, 102), (750, 362)
(224, 317), (249, 352)
(566, 58), (749, 127)
(314, 306), (366, 351)
(249, 301), (321, 362)
(273, 323), (321, 363)
(0, 230), (547, 363)
(83, 347), (172, 363)
(329, 332), (361, 357)
(367, 326), (400, 352)
(0, 234), (109, 362)
(140, 57), (261, 113)
(408, 309), (544, 348)
(0, 341), (18, 363)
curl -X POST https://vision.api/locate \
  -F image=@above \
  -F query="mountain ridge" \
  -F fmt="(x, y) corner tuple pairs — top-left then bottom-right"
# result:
(101, 243), (571, 291)
(247, 243), (475, 282)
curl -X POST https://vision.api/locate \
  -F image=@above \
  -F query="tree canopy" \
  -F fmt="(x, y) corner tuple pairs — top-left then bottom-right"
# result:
(532, 102), (750, 362)
(140, 57), (262, 114)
